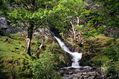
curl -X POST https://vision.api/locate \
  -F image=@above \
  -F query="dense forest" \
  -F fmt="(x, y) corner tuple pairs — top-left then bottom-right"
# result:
(0, 0), (119, 79)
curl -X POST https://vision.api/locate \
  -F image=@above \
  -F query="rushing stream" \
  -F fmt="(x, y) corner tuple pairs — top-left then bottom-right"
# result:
(54, 36), (82, 68)
(54, 36), (104, 79)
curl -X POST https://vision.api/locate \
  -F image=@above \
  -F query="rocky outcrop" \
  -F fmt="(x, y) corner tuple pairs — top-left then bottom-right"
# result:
(0, 17), (25, 35)
(59, 66), (104, 79)
(0, 17), (8, 35)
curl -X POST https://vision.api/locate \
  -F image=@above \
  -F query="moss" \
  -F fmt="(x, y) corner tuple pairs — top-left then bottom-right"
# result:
(0, 34), (25, 54)
(91, 55), (110, 67)
(84, 35), (119, 78)
(0, 52), (32, 79)
(0, 34), (33, 79)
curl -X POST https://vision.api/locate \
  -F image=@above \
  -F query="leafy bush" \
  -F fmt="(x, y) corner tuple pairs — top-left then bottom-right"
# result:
(32, 49), (62, 79)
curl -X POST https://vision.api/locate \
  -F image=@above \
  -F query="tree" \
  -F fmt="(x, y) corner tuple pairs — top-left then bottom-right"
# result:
(1, 0), (94, 53)
(0, 0), (58, 56)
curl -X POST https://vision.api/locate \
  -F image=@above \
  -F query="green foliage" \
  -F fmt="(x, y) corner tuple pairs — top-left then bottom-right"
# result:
(0, 34), (32, 79)
(32, 49), (62, 79)
(0, 34), (63, 79)
(93, 0), (119, 27)
(0, 52), (32, 79)
(90, 37), (119, 78)
(107, 63), (119, 79)
(103, 39), (119, 61)
(0, 34), (25, 54)
(47, 0), (85, 33)
(92, 55), (110, 67)
(0, 0), (119, 79)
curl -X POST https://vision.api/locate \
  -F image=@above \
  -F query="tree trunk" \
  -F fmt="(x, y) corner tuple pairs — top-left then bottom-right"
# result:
(26, 22), (34, 56)
(70, 21), (76, 41)
(25, 0), (35, 56)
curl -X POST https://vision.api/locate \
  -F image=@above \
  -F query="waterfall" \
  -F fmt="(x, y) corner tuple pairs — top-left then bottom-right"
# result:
(54, 36), (82, 68)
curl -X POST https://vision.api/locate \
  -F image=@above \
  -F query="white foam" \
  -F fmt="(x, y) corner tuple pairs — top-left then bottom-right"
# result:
(54, 36), (82, 68)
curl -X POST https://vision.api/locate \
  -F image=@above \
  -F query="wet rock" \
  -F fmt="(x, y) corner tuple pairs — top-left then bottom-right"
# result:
(59, 66), (104, 79)
(0, 17), (8, 29)
(0, 17), (8, 35)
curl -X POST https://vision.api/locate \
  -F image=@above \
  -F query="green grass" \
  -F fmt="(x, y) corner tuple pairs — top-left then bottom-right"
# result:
(0, 34), (33, 79)
(0, 33), (63, 79)
(0, 34), (25, 54)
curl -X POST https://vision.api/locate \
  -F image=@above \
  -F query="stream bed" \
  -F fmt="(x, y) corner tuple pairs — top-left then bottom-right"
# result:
(59, 66), (104, 79)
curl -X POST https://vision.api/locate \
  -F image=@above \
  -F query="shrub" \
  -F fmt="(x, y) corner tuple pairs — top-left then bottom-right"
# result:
(32, 49), (62, 79)
(91, 38), (119, 79)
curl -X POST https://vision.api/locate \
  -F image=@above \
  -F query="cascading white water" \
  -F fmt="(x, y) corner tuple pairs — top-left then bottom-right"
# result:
(54, 36), (82, 68)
